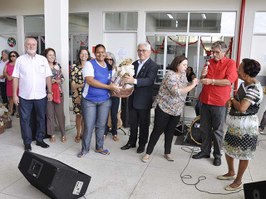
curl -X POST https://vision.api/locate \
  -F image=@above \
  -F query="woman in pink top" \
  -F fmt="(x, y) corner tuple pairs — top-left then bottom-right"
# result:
(4, 51), (19, 116)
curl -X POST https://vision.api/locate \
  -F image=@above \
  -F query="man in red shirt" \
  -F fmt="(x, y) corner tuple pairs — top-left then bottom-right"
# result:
(192, 41), (238, 166)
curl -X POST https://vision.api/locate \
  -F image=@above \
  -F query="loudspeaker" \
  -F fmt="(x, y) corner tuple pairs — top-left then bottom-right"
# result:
(244, 181), (266, 199)
(18, 151), (91, 199)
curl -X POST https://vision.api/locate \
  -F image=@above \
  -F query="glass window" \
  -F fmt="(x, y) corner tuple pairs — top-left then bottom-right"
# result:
(0, 17), (17, 50)
(190, 12), (236, 35)
(105, 12), (137, 31)
(69, 13), (89, 34)
(146, 12), (188, 32)
(254, 12), (266, 34)
(24, 15), (44, 35)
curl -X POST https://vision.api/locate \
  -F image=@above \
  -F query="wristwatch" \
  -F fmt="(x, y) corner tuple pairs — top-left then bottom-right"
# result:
(47, 92), (53, 95)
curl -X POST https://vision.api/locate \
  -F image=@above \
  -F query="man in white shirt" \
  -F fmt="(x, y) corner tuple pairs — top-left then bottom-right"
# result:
(0, 50), (9, 105)
(12, 37), (53, 151)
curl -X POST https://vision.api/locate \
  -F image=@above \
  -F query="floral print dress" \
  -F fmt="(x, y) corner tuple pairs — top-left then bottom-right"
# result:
(71, 65), (84, 114)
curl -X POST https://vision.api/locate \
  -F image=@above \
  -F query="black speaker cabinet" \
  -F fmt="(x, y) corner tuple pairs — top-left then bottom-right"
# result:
(18, 151), (91, 199)
(244, 181), (266, 199)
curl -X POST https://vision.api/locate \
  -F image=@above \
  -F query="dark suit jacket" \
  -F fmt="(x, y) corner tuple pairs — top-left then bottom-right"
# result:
(128, 58), (158, 110)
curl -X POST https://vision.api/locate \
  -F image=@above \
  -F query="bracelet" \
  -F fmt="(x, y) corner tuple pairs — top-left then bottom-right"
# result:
(47, 92), (53, 95)
(211, 79), (215, 85)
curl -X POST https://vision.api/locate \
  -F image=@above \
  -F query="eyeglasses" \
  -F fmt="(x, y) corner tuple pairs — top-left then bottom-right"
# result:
(212, 50), (221, 54)
(137, 49), (147, 53)
(105, 58), (113, 61)
(10, 55), (16, 57)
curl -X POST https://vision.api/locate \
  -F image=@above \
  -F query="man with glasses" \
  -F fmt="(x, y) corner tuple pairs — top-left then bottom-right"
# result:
(121, 42), (158, 153)
(192, 41), (238, 166)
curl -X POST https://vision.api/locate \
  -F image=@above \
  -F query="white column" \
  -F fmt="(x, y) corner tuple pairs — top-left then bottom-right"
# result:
(44, 0), (70, 126)
(137, 11), (146, 44)
(16, 15), (25, 55)
(89, 10), (103, 54)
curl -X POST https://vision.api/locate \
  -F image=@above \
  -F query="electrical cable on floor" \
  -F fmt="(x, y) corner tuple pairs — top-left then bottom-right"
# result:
(179, 146), (243, 195)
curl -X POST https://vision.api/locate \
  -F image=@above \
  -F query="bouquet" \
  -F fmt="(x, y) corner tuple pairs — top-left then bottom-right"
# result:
(111, 58), (134, 98)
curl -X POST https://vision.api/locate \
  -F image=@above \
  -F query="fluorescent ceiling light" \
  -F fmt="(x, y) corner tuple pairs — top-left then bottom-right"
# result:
(201, 14), (206, 19)
(167, 14), (174, 19)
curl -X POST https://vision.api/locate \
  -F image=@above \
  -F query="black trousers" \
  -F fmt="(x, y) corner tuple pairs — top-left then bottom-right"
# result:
(146, 105), (180, 155)
(0, 81), (8, 104)
(128, 107), (150, 147)
(200, 103), (226, 158)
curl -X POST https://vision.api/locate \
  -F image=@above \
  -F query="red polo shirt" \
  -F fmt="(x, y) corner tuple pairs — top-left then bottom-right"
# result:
(200, 57), (237, 106)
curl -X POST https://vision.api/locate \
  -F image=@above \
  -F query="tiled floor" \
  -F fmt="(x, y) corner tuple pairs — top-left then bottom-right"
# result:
(0, 107), (266, 199)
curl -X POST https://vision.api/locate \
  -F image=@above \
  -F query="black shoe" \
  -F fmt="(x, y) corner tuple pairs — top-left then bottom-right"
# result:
(121, 143), (136, 150)
(213, 157), (221, 166)
(36, 141), (49, 148)
(24, 144), (32, 151)
(192, 152), (210, 159)
(137, 146), (145, 153)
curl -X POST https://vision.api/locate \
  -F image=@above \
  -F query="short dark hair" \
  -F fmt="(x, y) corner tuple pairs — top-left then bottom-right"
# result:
(43, 48), (57, 65)
(94, 44), (112, 71)
(8, 51), (19, 62)
(167, 55), (188, 72)
(241, 58), (261, 77)
(94, 44), (106, 53)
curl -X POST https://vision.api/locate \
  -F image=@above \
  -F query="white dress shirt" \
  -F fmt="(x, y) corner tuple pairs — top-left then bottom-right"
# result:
(12, 53), (52, 100)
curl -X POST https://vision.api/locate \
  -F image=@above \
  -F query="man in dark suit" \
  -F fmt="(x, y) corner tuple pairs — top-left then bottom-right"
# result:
(121, 42), (158, 153)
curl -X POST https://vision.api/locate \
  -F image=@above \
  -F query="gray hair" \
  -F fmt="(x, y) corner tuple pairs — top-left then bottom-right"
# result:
(211, 41), (227, 53)
(106, 51), (116, 66)
(138, 42), (151, 51)
(1, 49), (10, 55)
(24, 37), (37, 45)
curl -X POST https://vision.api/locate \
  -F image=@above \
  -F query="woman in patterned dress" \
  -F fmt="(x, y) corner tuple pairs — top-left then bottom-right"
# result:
(217, 58), (263, 191)
(71, 49), (91, 143)
(142, 55), (198, 162)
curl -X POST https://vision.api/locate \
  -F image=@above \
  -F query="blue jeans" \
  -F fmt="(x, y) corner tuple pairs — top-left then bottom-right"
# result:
(19, 97), (47, 145)
(81, 98), (111, 153)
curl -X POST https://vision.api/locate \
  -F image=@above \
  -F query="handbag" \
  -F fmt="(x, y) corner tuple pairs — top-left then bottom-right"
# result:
(52, 83), (61, 104)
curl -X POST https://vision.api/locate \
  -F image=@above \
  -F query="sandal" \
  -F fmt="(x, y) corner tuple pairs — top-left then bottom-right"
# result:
(225, 182), (242, 191)
(142, 154), (150, 163)
(49, 135), (56, 143)
(164, 154), (174, 162)
(95, 149), (110, 155)
(75, 136), (81, 143)
(61, 135), (67, 143)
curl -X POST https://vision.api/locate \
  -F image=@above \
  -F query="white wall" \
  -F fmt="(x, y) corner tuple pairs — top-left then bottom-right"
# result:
(0, 36), (18, 52)
(1, 0), (266, 119)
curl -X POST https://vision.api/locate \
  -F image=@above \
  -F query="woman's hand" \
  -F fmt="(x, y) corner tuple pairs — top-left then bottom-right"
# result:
(226, 98), (233, 108)
(191, 78), (199, 87)
(109, 83), (120, 93)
